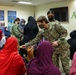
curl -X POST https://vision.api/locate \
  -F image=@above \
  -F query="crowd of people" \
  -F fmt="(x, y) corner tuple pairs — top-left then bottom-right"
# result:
(0, 10), (76, 75)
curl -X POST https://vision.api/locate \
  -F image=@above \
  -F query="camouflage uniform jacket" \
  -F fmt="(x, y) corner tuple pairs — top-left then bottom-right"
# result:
(25, 20), (70, 50)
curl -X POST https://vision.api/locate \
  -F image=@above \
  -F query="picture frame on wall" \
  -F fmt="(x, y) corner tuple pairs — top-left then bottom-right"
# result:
(8, 10), (16, 31)
(8, 11), (16, 23)
(0, 10), (4, 21)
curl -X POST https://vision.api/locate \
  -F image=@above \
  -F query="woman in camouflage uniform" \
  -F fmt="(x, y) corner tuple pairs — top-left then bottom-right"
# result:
(21, 15), (70, 75)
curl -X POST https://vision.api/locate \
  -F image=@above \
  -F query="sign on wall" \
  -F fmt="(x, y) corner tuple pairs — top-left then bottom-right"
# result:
(71, 11), (76, 19)
(8, 10), (16, 31)
(8, 11), (16, 23)
(0, 10), (4, 21)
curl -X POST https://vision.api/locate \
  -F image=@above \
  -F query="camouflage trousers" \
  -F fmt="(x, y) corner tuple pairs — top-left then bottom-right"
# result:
(52, 46), (70, 75)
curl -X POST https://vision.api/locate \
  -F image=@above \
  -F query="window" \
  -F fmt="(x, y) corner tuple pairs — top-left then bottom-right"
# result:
(50, 7), (69, 22)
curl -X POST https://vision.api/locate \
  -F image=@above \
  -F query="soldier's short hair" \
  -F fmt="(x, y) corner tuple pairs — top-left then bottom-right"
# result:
(47, 10), (54, 15)
(37, 16), (48, 23)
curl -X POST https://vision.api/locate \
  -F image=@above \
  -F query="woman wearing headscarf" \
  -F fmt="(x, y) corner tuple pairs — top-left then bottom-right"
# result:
(19, 19), (26, 57)
(4, 27), (10, 38)
(27, 40), (61, 75)
(19, 19), (26, 34)
(67, 30), (76, 60)
(0, 29), (6, 50)
(20, 16), (39, 58)
(24, 16), (39, 43)
(0, 36), (26, 75)
(69, 52), (76, 75)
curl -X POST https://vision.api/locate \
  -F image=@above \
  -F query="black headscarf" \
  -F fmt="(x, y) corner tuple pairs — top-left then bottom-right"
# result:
(67, 30), (76, 59)
(70, 30), (76, 39)
(26, 16), (37, 29)
(68, 30), (76, 46)
(24, 16), (39, 43)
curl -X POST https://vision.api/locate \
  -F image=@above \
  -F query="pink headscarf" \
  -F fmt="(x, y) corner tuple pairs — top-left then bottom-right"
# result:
(0, 30), (2, 40)
(70, 52), (76, 75)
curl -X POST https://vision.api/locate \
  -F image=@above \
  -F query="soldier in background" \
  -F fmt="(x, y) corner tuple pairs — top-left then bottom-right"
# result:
(21, 15), (70, 75)
(47, 10), (70, 75)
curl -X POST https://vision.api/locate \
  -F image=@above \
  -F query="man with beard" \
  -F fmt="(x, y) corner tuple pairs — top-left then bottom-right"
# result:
(21, 14), (70, 75)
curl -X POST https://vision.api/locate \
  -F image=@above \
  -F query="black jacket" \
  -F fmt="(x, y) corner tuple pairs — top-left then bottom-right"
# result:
(67, 30), (76, 60)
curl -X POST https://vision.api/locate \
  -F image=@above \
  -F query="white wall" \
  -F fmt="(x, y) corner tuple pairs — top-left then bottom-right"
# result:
(0, 5), (34, 26)
(35, 0), (76, 39)
(0, 0), (76, 39)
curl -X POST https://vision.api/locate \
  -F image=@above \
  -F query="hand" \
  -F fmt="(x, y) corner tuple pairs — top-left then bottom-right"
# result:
(52, 41), (58, 47)
(20, 45), (26, 49)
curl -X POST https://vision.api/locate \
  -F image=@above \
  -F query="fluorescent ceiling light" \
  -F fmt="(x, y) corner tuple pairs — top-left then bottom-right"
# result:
(18, 1), (32, 4)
